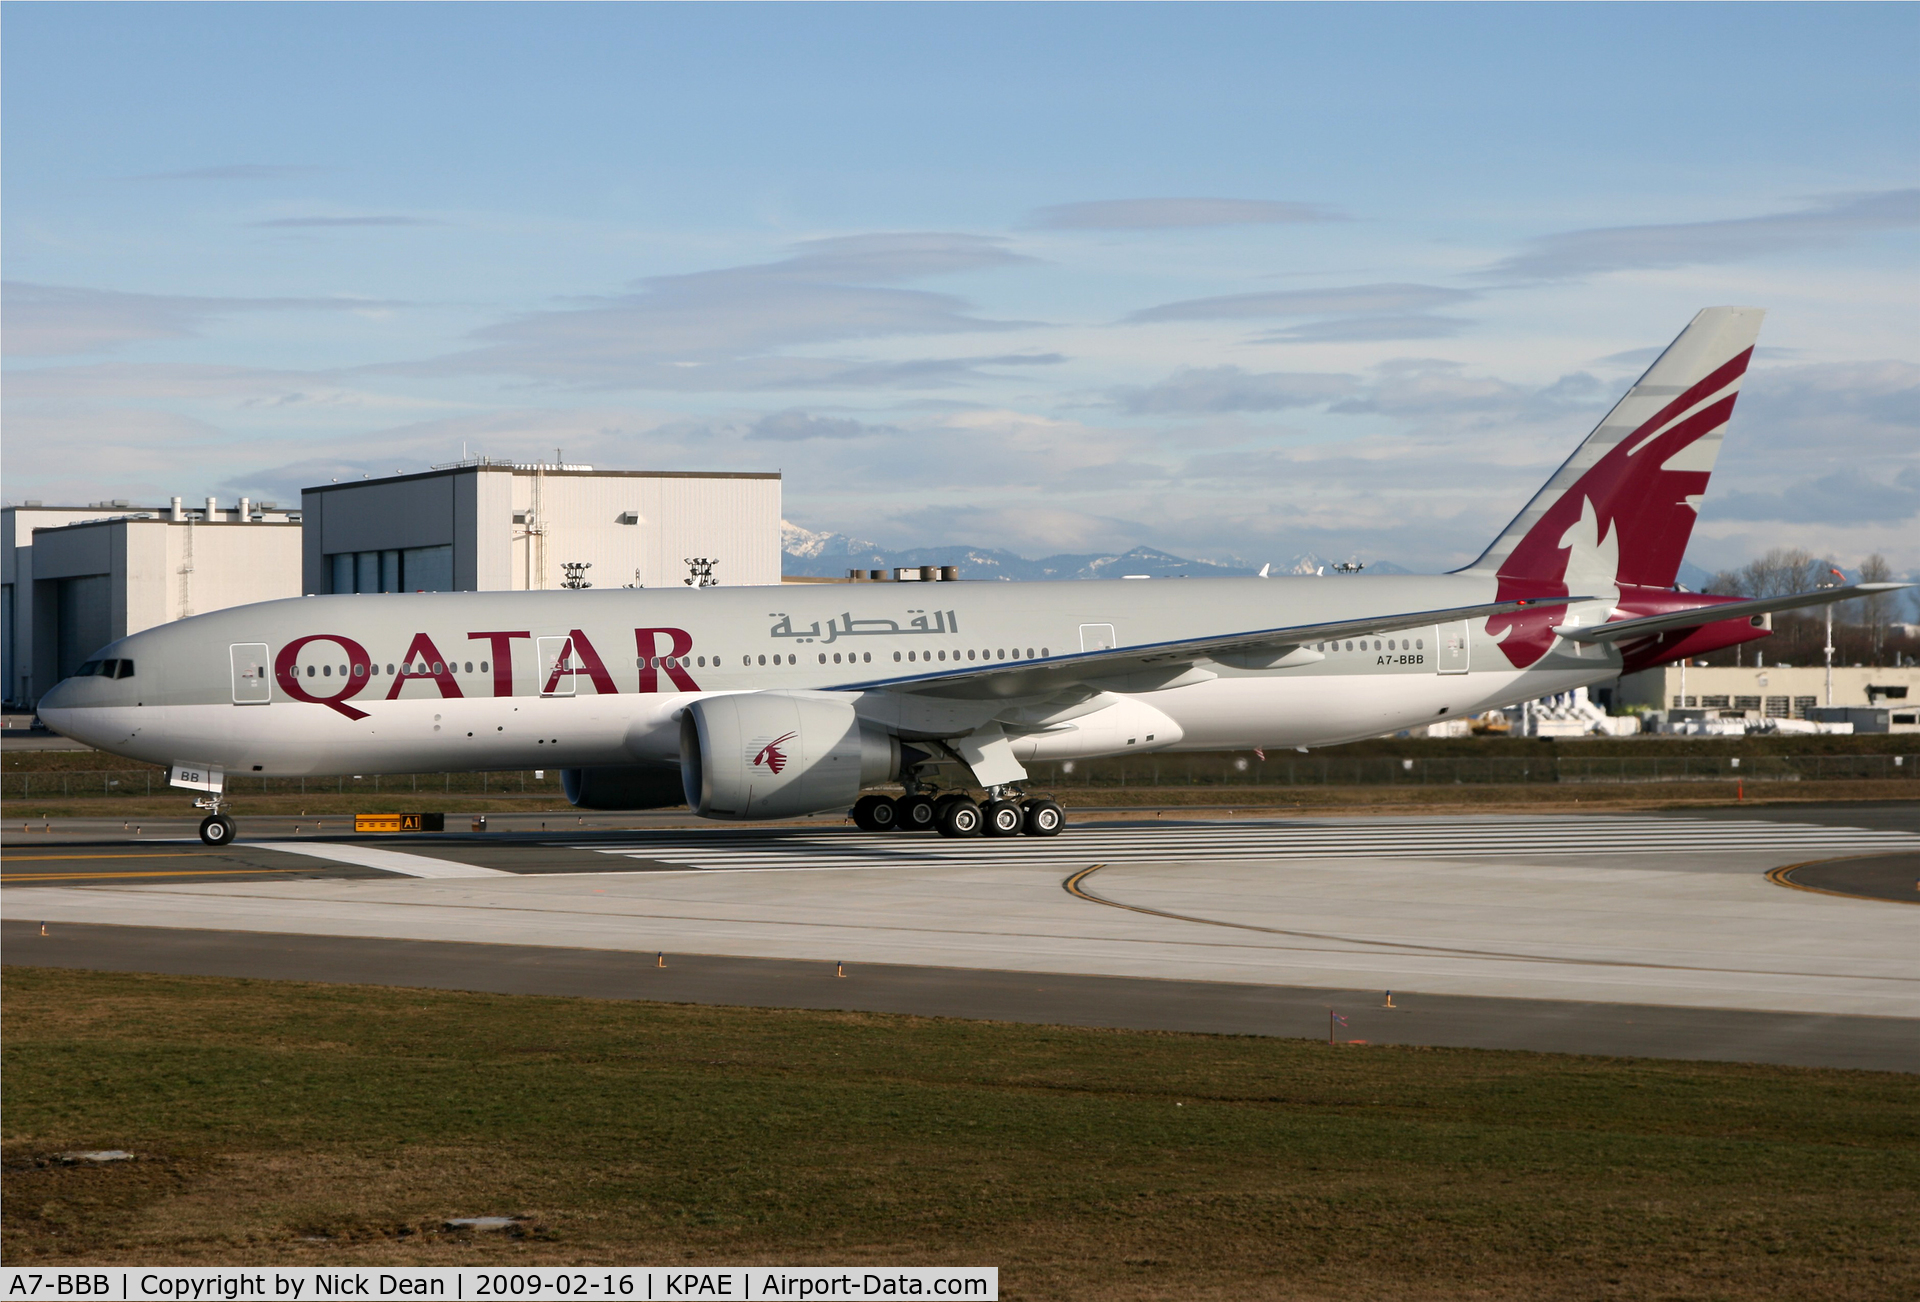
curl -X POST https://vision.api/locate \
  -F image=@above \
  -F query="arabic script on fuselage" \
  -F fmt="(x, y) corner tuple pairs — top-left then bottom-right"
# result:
(767, 609), (959, 644)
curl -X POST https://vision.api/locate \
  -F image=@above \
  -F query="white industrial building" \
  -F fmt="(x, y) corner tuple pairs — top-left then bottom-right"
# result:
(6, 461), (781, 708)
(4, 498), (303, 706)
(300, 458), (782, 595)
(1614, 664), (1917, 717)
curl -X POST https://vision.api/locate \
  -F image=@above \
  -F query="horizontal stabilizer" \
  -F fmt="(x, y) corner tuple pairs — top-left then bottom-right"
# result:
(1553, 583), (1911, 644)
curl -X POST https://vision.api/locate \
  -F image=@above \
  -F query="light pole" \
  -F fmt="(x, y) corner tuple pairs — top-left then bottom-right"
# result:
(1821, 567), (1844, 707)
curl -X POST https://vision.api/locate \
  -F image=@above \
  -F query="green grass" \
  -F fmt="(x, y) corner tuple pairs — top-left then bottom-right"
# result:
(4, 967), (1917, 1299)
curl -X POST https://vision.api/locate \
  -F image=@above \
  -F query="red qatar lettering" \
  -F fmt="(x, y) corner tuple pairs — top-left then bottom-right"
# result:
(635, 627), (699, 692)
(386, 632), (465, 699)
(541, 628), (619, 695)
(469, 630), (530, 696)
(274, 634), (374, 720)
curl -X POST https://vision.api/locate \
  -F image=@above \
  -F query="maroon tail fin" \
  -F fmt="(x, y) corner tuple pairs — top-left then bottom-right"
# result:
(1462, 307), (1765, 666)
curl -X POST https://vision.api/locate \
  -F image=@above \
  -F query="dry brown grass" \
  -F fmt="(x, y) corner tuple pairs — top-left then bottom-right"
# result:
(5, 967), (1917, 1298)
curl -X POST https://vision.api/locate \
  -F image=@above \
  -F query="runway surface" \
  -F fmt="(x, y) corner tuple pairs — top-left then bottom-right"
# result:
(6, 809), (1917, 1071)
(8, 918), (1913, 1072)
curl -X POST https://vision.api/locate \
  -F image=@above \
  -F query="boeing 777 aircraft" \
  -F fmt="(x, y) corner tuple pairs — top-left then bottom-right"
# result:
(38, 308), (1906, 844)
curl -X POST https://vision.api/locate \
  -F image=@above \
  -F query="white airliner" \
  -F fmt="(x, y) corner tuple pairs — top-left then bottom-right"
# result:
(38, 308), (1904, 845)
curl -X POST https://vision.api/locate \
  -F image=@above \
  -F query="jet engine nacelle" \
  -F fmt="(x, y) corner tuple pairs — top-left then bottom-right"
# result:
(680, 692), (901, 820)
(562, 763), (687, 811)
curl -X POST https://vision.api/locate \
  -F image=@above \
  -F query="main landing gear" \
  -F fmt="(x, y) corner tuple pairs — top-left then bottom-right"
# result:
(850, 790), (1064, 838)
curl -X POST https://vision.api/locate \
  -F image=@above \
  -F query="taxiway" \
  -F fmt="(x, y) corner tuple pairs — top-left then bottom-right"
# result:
(5, 806), (1915, 1071)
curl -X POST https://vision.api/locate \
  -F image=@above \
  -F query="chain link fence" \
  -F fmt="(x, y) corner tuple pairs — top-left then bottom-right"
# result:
(1030, 752), (1918, 788)
(3, 770), (568, 799)
(5, 754), (1916, 800)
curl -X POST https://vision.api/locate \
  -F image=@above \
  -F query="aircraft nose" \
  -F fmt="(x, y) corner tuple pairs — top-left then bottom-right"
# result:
(36, 678), (80, 737)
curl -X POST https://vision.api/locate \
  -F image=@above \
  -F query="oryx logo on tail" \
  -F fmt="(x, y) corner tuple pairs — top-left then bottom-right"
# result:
(1460, 306), (1766, 667)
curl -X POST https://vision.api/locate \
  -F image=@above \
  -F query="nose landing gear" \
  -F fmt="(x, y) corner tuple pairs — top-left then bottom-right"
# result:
(191, 790), (236, 846)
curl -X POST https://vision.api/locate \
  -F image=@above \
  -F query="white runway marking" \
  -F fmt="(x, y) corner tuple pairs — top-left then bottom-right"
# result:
(248, 842), (510, 879)
(571, 815), (1919, 873)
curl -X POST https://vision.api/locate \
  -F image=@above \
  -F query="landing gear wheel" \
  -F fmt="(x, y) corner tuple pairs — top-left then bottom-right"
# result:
(852, 794), (898, 832)
(1022, 799), (1064, 837)
(935, 797), (983, 838)
(199, 813), (236, 846)
(981, 799), (1024, 837)
(893, 794), (938, 832)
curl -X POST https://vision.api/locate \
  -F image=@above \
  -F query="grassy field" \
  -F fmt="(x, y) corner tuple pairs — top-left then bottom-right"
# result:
(4, 968), (1916, 1298)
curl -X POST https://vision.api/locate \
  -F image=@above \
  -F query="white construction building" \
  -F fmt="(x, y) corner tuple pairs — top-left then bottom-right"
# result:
(300, 459), (782, 595)
(4, 498), (303, 706)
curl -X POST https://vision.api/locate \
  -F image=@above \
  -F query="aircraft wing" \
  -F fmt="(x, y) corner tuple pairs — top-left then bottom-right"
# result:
(838, 595), (1583, 701)
(1552, 583), (1911, 644)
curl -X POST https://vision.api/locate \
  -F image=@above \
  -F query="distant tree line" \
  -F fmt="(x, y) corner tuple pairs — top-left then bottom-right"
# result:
(1696, 548), (1915, 668)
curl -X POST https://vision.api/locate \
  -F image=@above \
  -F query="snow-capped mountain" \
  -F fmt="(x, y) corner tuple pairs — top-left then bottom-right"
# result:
(780, 521), (1413, 581)
(779, 520), (883, 561)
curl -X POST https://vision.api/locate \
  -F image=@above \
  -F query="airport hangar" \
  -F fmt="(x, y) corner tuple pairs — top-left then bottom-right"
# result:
(3, 459), (783, 709)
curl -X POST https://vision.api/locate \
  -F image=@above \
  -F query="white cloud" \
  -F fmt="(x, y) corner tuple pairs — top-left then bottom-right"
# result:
(1485, 189), (1920, 282)
(1258, 314), (1472, 344)
(1128, 282), (1476, 324)
(0, 283), (405, 357)
(392, 233), (1037, 388)
(747, 410), (899, 441)
(250, 215), (443, 228)
(1112, 366), (1359, 414)
(1028, 197), (1346, 230)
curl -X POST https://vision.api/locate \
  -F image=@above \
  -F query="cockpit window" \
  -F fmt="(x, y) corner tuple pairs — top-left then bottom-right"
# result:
(114, 660), (134, 679)
(76, 661), (101, 677)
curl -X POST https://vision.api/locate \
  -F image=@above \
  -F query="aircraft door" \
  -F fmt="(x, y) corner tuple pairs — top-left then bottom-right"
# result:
(230, 644), (271, 704)
(537, 635), (577, 696)
(1435, 622), (1470, 674)
(1080, 623), (1117, 652)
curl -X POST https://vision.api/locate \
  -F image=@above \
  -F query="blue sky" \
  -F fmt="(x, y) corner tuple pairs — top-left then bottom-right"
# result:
(5, 3), (1916, 572)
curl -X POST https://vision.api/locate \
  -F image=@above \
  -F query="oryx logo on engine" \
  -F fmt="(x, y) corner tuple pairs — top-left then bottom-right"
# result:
(750, 731), (797, 775)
